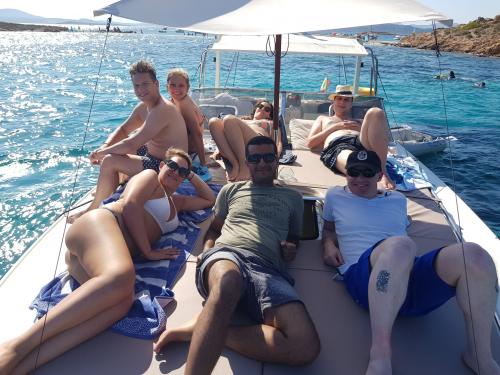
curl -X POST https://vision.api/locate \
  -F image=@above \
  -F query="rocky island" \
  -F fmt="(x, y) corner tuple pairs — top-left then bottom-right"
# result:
(397, 15), (500, 57)
(0, 21), (68, 32)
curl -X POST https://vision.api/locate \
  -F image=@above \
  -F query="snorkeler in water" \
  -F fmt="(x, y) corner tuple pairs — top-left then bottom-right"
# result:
(434, 70), (456, 80)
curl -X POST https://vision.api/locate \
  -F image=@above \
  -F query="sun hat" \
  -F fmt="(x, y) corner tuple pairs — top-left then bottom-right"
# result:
(328, 84), (354, 100)
(345, 150), (381, 172)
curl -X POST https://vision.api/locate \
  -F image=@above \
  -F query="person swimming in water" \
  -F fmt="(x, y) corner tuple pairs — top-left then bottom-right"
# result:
(434, 70), (456, 80)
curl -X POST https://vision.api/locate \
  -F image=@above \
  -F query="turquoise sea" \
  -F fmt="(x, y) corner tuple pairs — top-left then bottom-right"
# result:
(1, 28), (499, 278)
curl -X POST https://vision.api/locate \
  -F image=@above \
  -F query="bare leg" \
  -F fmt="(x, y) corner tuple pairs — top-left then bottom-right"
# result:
(223, 116), (259, 181)
(185, 259), (243, 375)
(0, 209), (135, 374)
(335, 149), (352, 175)
(366, 236), (417, 375)
(359, 108), (395, 190)
(223, 302), (319, 365)
(435, 243), (500, 375)
(65, 251), (90, 284)
(155, 263), (320, 370)
(208, 118), (239, 181)
(12, 296), (132, 375)
(67, 154), (144, 223)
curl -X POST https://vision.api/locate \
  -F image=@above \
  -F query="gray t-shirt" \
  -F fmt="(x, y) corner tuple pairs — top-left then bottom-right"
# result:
(214, 181), (304, 271)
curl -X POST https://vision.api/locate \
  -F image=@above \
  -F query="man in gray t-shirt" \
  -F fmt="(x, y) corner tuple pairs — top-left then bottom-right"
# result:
(154, 136), (319, 374)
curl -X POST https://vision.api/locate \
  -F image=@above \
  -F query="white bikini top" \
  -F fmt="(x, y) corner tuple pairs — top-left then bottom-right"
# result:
(143, 194), (179, 234)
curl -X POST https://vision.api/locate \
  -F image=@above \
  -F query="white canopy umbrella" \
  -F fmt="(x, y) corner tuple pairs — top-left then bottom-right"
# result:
(94, 0), (451, 128)
(94, 0), (452, 35)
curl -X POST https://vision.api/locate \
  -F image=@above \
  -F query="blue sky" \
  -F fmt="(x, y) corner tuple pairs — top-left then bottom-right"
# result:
(0, 0), (499, 24)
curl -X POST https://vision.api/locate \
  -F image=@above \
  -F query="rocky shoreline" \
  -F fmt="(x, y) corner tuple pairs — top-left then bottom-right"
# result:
(397, 16), (500, 57)
(0, 21), (68, 32)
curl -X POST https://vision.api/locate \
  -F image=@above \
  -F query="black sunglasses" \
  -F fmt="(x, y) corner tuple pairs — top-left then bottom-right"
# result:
(246, 153), (277, 164)
(164, 159), (190, 178)
(257, 103), (272, 113)
(346, 167), (377, 178)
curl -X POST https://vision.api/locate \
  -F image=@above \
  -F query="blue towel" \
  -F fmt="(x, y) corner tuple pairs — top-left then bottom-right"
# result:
(386, 155), (432, 191)
(190, 154), (212, 182)
(30, 183), (221, 340)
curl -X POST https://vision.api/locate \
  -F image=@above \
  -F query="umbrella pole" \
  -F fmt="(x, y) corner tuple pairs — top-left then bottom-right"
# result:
(273, 34), (282, 131)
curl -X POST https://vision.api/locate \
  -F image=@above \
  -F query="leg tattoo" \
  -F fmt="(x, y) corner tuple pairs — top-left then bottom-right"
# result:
(376, 270), (390, 293)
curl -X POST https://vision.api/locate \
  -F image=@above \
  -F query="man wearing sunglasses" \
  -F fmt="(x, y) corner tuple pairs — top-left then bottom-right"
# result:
(306, 84), (394, 190)
(155, 136), (320, 374)
(322, 150), (499, 374)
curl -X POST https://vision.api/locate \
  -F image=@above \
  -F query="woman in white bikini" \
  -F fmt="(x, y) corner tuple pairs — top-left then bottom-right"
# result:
(209, 100), (278, 181)
(0, 148), (215, 374)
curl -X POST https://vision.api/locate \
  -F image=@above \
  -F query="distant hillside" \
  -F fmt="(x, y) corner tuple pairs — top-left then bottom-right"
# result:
(0, 8), (133, 26)
(397, 16), (500, 57)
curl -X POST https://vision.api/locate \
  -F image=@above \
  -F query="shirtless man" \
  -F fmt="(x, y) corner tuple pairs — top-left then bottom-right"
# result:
(68, 60), (187, 222)
(307, 85), (394, 189)
(167, 68), (207, 166)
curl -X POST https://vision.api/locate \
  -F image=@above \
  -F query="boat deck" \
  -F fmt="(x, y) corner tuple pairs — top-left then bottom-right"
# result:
(2, 147), (498, 374)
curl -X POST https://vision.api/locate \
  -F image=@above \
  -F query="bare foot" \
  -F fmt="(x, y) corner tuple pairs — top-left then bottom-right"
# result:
(226, 166), (239, 182)
(365, 358), (392, 375)
(462, 351), (500, 375)
(0, 340), (23, 375)
(67, 209), (88, 224)
(153, 316), (198, 353)
(380, 174), (395, 190)
(235, 165), (251, 181)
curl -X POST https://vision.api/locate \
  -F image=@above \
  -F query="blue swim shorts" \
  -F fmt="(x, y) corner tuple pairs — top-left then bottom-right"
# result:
(196, 246), (302, 323)
(343, 243), (456, 316)
(136, 145), (161, 172)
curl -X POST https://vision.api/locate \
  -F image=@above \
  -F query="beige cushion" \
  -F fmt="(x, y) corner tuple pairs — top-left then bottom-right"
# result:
(289, 118), (314, 150)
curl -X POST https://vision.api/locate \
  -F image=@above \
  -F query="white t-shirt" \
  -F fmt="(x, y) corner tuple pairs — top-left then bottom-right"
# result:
(323, 186), (408, 273)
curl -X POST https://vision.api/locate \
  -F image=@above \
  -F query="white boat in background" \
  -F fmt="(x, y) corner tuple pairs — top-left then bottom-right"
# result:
(1, 1), (498, 374)
(390, 124), (457, 156)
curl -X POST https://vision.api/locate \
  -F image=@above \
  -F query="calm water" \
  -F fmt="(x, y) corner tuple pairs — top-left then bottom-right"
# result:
(1, 29), (499, 278)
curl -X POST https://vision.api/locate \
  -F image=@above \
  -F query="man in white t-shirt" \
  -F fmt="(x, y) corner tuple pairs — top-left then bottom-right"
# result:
(322, 150), (499, 375)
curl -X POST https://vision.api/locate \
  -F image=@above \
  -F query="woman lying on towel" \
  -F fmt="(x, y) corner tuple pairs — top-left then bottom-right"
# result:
(209, 100), (280, 181)
(0, 148), (215, 374)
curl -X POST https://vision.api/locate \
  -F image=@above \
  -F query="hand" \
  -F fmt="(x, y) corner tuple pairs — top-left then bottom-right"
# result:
(144, 247), (181, 261)
(323, 243), (344, 267)
(339, 120), (361, 131)
(280, 240), (297, 262)
(89, 149), (104, 165)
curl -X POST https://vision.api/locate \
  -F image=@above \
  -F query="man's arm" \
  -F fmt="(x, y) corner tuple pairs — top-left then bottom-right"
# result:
(281, 195), (304, 262)
(92, 104), (170, 161)
(322, 219), (344, 267)
(306, 116), (337, 149)
(204, 215), (225, 250)
(306, 116), (360, 149)
(102, 104), (145, 147)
